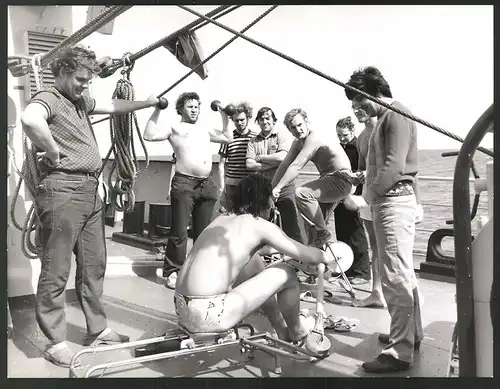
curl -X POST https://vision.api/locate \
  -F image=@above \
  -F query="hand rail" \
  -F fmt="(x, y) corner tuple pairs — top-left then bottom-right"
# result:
(298, 171), (475, 183)
(452, 103), (494, 377)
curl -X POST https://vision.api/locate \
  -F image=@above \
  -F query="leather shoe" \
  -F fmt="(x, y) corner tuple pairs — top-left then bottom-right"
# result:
(378, 333), (421, 350)
(362, 354), (410, 373)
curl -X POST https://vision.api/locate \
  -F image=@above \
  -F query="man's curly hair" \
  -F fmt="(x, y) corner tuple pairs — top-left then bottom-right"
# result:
(336, 116), (355, 131)
(175, 92), (201, 115)
(230, 173), (272, 217)
(344, 66), (393, 101)
(232, 101), (253, 119)
(49, 45), (101, 77)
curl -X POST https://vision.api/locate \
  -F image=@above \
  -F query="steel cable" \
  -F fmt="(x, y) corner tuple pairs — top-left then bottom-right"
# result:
(178, 5), (494, 158)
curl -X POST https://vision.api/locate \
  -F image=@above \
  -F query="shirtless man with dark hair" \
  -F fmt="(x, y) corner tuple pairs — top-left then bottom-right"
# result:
(143, 92), (233, 288)
(175, 173), (334, 342)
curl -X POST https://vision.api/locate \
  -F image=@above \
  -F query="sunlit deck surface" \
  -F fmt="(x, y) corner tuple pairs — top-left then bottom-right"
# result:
(8, 224), (456, 378)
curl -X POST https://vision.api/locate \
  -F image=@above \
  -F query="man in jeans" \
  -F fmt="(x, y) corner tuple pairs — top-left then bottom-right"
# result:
(345, 66), (423, 373)
(143, 92), (232, 288)
(246, 107), (304, 243)
(20, 45), (160, 367)
(271, 108), (353, 248)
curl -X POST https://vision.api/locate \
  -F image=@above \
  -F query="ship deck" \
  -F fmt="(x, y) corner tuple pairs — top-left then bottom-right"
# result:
(7, 224), (457, 378)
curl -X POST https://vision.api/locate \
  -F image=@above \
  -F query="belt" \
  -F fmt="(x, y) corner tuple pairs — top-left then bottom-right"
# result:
(50, 169), (100, 179)
(175, 172), (210, 181)
(385, 180), (414, 197)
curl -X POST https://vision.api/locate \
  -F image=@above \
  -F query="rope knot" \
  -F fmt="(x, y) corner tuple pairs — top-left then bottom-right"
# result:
(120, 52), (134, 78)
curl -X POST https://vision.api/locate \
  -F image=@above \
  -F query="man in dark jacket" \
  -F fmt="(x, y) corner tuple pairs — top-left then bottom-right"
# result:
(334, 117), (370, 284)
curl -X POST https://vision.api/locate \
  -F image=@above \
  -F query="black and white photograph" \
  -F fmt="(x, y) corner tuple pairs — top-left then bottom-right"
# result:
(6, 4), (494, 379)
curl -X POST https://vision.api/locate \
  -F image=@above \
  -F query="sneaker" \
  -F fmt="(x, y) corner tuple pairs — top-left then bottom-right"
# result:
(83, 327), (130, 347)
(166, 272), (177, 290)
(311, 230), (332, 248)
(44, 341), (80, 368)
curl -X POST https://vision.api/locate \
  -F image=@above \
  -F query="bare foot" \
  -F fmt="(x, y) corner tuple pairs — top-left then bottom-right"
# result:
(288, 314), (315, 343)
(352, 293), (386, 308)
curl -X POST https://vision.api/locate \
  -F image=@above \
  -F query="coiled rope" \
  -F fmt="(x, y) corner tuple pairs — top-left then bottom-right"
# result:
(104, 55), (149, 213)
(10, 54), (45, 259)
(179, 5), (494, 158)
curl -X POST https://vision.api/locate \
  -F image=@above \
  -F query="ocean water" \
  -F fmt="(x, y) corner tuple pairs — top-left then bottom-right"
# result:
(296, 149), (493, 257)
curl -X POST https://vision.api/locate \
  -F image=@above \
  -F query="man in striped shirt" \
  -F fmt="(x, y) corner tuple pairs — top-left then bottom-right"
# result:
(218, 102), (260, 211)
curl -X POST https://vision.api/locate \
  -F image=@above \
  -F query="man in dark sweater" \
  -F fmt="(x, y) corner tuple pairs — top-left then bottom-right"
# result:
(334, 117), (370, 284)
(345, 66), (423, 373)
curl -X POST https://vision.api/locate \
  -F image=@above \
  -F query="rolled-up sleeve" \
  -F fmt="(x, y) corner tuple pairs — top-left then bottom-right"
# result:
(246, 138), (257, 159)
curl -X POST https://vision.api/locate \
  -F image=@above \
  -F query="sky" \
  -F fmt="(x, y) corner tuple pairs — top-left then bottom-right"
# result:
(73, 5), (494, 158)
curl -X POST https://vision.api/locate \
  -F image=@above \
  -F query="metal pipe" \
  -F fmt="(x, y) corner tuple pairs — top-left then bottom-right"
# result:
(69, 332), (188, 375)
(452, 103), (494, 377)
(298, 171), (475, 183)
(84, 333), (268, 378)
(241, 338), (314, 361)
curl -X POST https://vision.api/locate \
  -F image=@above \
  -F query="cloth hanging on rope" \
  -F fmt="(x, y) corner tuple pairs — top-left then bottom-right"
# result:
(163, 30), (208, 80)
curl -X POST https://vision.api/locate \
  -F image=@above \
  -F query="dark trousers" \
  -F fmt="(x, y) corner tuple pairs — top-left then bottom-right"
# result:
(276, 183), (304, 244)
(165, 173), (218, 272)
(221, 183), (238, 213)
(334, 202), (371, 280)
(35, 172), (107, 344)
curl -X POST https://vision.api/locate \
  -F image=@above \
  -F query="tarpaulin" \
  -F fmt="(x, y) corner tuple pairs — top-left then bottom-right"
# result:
(163, 30), (208, 80)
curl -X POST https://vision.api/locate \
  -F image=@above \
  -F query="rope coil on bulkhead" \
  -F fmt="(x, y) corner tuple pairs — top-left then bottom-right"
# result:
(105, 54), (149, 213)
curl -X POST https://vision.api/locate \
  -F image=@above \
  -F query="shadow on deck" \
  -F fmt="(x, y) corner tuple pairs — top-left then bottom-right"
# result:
(8, 271), (456, 378)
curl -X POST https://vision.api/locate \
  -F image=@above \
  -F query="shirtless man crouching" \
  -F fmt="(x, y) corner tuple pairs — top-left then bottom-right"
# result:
(175, 173), (334, 342)
(271, 108), (354, 248)
(143, 92), (233, 288)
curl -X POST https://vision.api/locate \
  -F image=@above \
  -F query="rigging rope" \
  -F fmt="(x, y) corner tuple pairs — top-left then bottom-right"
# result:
(90, 5), (242, 127)
(157, 5), (278, 98)
(190, 5), (241, 34)
(99, 5), (233, 80)
(105, 56), (149, 213)
(178, 5), (494, 158)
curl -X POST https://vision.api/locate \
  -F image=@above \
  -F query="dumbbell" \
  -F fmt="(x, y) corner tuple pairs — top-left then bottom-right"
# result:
(210, 100), (236, 116)
(156, 97), (169, 110)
